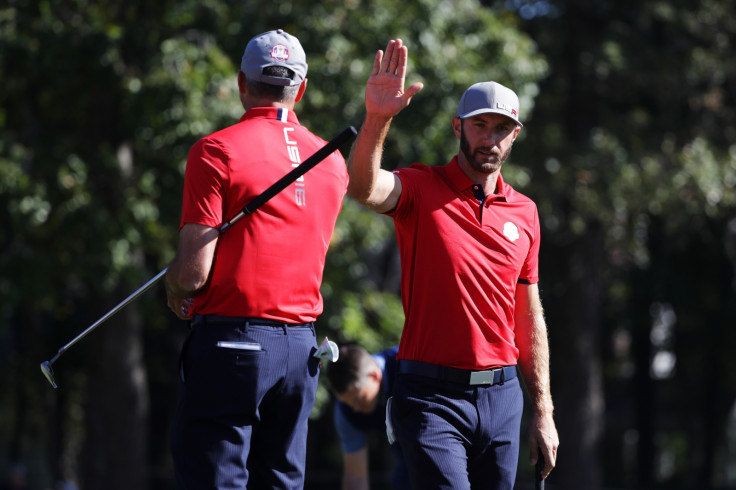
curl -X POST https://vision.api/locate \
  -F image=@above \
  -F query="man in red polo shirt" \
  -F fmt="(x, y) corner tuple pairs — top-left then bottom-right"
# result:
(347, 39), (559, 489)
(164, 29), (348, 489)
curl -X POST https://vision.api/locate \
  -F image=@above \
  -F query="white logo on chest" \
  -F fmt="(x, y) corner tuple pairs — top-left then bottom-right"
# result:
(503, 222), (519, 242)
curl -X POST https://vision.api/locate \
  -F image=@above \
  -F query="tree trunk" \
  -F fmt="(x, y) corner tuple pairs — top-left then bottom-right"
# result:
(549, 224), (605, 490)
(82, 279), (150, 490)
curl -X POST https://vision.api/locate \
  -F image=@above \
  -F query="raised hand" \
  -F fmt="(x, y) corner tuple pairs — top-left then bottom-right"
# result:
(365, 39), (424, 119)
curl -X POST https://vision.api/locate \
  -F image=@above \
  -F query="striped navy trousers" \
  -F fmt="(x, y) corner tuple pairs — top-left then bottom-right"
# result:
(170, 316), (319, 489)
(391, 371), (523, 490)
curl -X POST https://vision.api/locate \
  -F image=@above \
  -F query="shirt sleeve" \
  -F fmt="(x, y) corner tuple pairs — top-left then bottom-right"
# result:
(180, 137), (230, 229)
(333, 401), (367, 453)
(384, 165), (423, 221)
(518, 204), (540, 284)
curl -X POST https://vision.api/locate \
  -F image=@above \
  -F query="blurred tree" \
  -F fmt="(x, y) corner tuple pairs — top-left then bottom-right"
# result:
(489, 0), (736, 488)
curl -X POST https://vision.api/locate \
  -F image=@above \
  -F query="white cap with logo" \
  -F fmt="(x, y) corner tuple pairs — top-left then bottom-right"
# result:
(457, 81), (523, 126)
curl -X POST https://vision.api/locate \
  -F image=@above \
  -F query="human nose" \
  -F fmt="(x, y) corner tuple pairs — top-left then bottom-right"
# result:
(481, 129), (500, 147)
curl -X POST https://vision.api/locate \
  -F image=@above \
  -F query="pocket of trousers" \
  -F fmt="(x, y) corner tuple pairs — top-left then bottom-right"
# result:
(216, 341), (262, 351)
(386, 396), (396, 445)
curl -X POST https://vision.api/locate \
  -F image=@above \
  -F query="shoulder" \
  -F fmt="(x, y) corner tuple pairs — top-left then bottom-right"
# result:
(187, 133), (231, 167)
(392, 163), (448, 192)
(393, 162), (439, 179)
(190, 121), (245, 154)
(500, 179), (537, 208)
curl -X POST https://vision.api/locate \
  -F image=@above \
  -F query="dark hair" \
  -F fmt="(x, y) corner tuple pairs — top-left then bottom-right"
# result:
(324, 344), (373, 394)
(246, 65), (300, 101)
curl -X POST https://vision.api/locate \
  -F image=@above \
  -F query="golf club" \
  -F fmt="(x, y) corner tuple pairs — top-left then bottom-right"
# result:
(535, 448), (545, 490)
(41, 125), (358, 389)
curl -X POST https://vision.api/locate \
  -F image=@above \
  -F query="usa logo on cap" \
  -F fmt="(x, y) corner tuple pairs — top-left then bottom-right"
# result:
(497, 102), (515, 115)
(270, 44), (289, 62)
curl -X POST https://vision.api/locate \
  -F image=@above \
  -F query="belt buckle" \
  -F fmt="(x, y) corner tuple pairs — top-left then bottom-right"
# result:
(469, 370), (495, 386)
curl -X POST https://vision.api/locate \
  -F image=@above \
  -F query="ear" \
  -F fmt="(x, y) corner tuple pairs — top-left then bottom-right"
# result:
(512, 125), (522, 141)
(237, 71), (247, 95)
(452, 117), (462, 140)
(369, 366), (382, 384)
(294, 79), (307, 102)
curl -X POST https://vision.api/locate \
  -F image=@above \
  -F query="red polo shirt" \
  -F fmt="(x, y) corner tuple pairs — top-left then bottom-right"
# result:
(387, 157), (540, 369)
(180, 107), (348, 322)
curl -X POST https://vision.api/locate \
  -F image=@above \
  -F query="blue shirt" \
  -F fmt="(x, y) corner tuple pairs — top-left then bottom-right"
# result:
(333, 346), (398, 452)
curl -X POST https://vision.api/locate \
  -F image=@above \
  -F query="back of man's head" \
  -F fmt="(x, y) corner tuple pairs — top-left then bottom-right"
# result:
(325, 344), (373, 394)
(246, 66), (300, 101)
(240, 29), (307, 102)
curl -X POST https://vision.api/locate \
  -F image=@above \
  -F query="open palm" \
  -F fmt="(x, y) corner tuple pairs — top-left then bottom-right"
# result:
(365, 39), (424, 118)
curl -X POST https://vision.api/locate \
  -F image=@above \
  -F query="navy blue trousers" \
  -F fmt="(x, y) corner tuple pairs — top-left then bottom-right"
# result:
(170, 317), (320, 489)
(391, 373), (523, 490)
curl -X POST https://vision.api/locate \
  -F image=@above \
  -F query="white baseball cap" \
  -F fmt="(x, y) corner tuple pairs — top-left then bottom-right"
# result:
(241, 29), (308, 86)
(457, 81), (523, 126)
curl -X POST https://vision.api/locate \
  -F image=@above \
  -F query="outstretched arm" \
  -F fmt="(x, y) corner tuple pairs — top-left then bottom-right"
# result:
(514, 283), (559, 479)
(347, 38), (423, 213)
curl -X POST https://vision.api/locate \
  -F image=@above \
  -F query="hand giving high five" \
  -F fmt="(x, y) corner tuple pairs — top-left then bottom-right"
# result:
(365, 39), (424, 119)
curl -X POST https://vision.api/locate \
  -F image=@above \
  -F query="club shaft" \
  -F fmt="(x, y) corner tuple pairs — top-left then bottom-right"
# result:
(52, 268), (168, 361)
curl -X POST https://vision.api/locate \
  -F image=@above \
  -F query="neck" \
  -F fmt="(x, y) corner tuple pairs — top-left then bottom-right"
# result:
(241, 95), (295, 112)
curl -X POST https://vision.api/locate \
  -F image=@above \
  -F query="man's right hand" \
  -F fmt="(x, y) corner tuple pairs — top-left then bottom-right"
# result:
(365, 38), (423, 119)
(167, 292), (194, 320)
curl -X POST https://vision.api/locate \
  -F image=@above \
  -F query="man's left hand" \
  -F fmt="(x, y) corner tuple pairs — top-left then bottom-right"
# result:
(528, 411), (559, 479)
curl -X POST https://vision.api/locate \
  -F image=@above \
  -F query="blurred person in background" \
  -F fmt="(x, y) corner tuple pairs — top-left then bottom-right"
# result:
(325, 344), (408, 490)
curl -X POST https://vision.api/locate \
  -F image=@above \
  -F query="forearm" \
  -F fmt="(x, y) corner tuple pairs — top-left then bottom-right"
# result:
(518, 318), (554, 415)
(164, 258), (198, 299)
(165, 224), (219, 298)
(515, 283), (559, 474)
(346, 113), (394, 210)
(342, 474), (369, 490)
(515, 286), (554, 415)
(342, 448), (369, 490)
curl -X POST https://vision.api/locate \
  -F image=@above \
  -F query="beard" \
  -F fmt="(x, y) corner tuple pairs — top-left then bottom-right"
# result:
(460, 125), (513, 174)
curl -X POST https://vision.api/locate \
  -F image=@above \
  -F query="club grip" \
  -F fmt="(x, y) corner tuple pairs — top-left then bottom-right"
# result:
(535, 449), (545, 490)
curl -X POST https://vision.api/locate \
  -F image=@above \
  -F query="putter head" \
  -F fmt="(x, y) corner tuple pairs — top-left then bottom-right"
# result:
(313, 337), (339, 363)
(40, 361), (58, 389)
